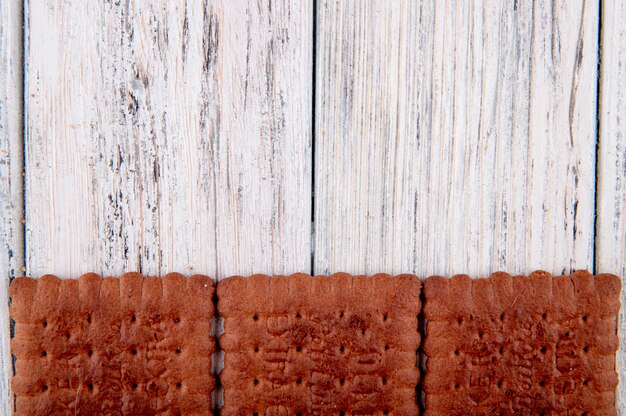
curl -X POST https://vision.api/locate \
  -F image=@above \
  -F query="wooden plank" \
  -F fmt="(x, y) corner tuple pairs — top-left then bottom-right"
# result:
(315, 0), (598, 279)
(25, 0), (312, 279)
(597, 0), (626, 411)
(0, 0), (23, 413)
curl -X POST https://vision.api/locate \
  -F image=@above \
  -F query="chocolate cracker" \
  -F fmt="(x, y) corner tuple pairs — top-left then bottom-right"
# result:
(217, 273), (422, 416)
(423, 271), (621, 416)
(10, 273), (216, 415)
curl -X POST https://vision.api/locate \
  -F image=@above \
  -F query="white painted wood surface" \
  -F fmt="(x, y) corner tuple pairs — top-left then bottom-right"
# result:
(24, 0), (312, 279)
(0, 0), (624, 414)
(23, 2), (311, 410)
(314, 1), (626, 410)
(597, 0), (626, 411)
(315, 0), (598, 277)
(0, 0), (23, 414)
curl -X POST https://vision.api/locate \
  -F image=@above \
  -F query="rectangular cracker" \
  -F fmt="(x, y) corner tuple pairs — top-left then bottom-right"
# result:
(217, 273), (422, 416)
(423, 270), (621, 416)
(10, 273), (216, 415)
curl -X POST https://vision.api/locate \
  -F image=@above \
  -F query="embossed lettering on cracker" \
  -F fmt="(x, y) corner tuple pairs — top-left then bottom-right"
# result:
(423, 271), (621, 416)
(217, 273), (422, 415)
(9, 273), (216, 415)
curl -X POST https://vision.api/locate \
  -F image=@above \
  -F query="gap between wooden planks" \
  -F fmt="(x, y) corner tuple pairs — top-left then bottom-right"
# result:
(0, 0), (624, 414)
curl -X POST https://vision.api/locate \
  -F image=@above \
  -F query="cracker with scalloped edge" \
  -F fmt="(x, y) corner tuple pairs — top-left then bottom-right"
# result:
(10, 273), (215, 415)
(218, 273), (422, 416)
(423, 270), (620, 416)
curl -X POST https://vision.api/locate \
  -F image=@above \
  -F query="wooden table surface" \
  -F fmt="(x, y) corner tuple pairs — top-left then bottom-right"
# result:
(0, 0), (624, 413)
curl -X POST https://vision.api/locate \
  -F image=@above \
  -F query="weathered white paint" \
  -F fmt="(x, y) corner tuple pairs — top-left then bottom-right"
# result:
(597, 0), (626, 411)
(4, 0), (624, 413)
(0, 0), (23, 413)
(314, 0), (626, 410)
(24, 0), (312, 279)
(315, 0), (598, 278)
(25, 2), (311, 410)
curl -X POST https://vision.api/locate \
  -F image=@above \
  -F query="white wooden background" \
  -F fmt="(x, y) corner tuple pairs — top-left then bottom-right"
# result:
(0, 0), (624, 414)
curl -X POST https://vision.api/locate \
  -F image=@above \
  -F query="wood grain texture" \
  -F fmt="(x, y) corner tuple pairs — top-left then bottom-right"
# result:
(597, 0), (626, 411)
(315, 0), (598, 278)
(12, 0), (625, 412)
(25, 0), (312, 279)
(0, 0), (23, 413)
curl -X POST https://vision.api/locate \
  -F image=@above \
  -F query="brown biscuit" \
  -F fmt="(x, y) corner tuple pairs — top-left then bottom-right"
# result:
(217, 273), (422, 416)
(423, 270), (621, 416)
(10, 273), (216, 415)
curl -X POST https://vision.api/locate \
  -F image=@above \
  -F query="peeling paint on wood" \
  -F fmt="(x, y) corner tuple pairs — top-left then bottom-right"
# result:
(314, 0), (598, 278)
(24, 2), (312, 409)
(597, 0), (626, 411)
(0, 0), (23, 413)
(314, 0), (626, 410)
(2, 0), (624, 413)
(24, 0), (312, 279)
